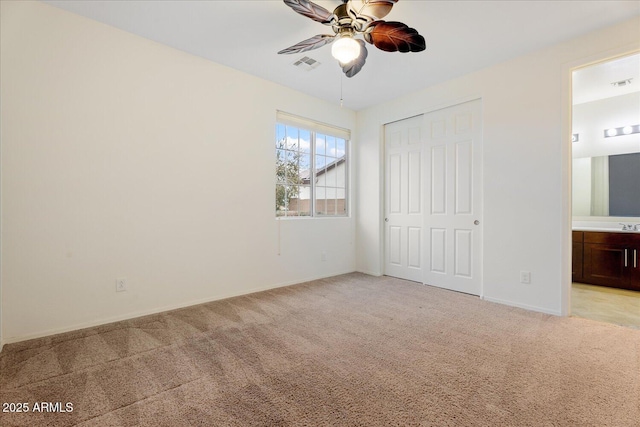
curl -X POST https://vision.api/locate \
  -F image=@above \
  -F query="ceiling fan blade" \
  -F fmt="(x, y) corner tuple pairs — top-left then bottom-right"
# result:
(341, 40), (368, 78)
(364, 21), (426, 53)
(283, 0), (336, 25)
(278, 34), (336, 54)
(348, 0), (398, 20)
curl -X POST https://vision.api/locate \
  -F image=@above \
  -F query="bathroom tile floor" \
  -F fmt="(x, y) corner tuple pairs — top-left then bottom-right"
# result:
(572, 282), (640, 329)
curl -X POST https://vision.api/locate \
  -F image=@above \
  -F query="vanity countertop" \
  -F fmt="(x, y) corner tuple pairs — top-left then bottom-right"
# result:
(572, 227), (640, 233)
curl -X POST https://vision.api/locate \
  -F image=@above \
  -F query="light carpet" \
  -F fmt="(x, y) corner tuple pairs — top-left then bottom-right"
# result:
(1, 273), (639, 426)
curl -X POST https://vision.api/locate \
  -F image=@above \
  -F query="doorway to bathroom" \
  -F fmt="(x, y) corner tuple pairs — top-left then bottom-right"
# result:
(570, 52), (640, 329)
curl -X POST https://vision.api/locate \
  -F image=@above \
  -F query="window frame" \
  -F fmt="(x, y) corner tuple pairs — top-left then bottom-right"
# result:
(275, 113), (350, 219)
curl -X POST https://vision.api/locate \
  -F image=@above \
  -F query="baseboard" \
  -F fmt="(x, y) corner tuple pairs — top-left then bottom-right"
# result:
(355, 269), (383, 277)
(481, 296), (562, 316)
(1, 269), (357, 348)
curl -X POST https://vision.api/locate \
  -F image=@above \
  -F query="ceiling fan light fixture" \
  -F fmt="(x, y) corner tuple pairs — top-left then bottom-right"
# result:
(331, 35), (361, 64)
(279, 0), (425, 77)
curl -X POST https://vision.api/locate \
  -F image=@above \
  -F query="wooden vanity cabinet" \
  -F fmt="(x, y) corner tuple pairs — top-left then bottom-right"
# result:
(572, 231), (583, 282)
(580, 231), (640, 291)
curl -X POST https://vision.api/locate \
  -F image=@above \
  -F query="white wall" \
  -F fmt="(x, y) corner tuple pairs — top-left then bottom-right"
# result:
(355, 17), (640, 315)
(0, 1), (356, 344)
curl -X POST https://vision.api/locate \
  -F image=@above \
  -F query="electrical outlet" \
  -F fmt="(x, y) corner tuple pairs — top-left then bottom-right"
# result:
(116, 278), (127, 292)
(520, 271), (531, 284)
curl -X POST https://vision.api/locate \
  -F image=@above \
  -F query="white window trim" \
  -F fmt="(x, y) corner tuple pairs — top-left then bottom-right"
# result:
(276, 111), (350, 140)
(276, 112), (350, 219)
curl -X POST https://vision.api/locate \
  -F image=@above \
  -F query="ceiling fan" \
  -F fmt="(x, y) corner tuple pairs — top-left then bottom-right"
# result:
(278, 0), (426, 77)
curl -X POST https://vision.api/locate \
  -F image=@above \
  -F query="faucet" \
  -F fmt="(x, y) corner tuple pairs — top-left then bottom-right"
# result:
(619, 223), (633, 231)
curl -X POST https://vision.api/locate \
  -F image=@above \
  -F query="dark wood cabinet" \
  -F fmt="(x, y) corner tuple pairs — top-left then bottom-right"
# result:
(576, 231), (640, 291)
(572, 231), (583, 282)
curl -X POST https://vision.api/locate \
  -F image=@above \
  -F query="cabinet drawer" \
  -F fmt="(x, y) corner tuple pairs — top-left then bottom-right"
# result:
(583, 231), (640, 245)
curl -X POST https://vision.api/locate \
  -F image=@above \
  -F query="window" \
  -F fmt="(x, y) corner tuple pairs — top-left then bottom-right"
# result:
(275, 112), (349, 217)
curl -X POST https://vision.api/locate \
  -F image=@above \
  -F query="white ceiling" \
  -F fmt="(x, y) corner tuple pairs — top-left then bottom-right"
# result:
(573, 53), (640, 105)
(44, 0), (640, 110)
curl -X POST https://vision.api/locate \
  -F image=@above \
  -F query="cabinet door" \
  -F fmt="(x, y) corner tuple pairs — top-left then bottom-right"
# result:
(583, 243), (630, 289)
(630, 247), (640, 291)
(572, 231), (583, 282)
(572, 242), (584, 281)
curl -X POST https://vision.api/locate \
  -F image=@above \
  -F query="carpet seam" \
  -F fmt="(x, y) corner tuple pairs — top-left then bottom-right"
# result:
(70, 377), (208, 426)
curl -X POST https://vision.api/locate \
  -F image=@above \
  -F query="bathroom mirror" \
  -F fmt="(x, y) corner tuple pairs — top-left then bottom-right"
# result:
(572, 152), (640, 217)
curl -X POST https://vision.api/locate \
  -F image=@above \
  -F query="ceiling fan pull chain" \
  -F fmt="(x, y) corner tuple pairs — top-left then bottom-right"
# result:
(340, 73), (344, 107)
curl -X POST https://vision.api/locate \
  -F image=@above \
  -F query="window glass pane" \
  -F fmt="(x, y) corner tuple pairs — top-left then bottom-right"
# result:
(337, 194), (346, 215)
(334, 160), (345, 188)
(325, 135), (336, 158)
(299, 153), (311, 187)
(285, 185), (296, 216)
(276, 184), (286, 216)
(285, 185), (294, 213)
(314, 149), (346, 215)
(316, 155), (327, 170)
(336, 138), (346, 158)
(325, 163), (337, 187)
(279, 185), (293, 216)
(316, 186), (330, 216)
(328, 186), (336, 199)
(283, 151), (295, 184)
(315, 197), (326, 215)
(276, 150), (287, 184)
(299, 129), (311, 153)
(276, 124), (286, 144)
(286, 126), (299, 150)
(276, 184), (310, 217)
(316, 134), (326, 155)
(327, 196), (337, 216)
(294, 185), (311, 216)
(299, 153), (311, 172)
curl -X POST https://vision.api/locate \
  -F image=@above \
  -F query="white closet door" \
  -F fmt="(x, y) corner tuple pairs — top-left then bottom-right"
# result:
(424, 99), (483, 295)
(384, 115), (424, 282)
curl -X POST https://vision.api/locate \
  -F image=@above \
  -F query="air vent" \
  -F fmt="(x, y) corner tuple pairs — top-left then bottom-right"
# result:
(611, 78), (633, 87)
(293, 56), (321, 71)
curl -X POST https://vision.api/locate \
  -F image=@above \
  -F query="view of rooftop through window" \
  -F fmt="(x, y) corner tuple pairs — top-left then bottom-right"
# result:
(275, 122), (347, 217)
